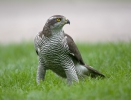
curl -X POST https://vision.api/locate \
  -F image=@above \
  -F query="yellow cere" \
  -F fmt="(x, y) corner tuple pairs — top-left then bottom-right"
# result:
(56, 18), (61, 22)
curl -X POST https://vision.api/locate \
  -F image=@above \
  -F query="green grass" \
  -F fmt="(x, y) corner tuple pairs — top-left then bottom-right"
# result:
(0, 42), (131, 100)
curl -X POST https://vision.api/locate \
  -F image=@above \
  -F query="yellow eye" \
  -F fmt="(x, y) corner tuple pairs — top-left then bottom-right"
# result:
(56, 18), (61, 22)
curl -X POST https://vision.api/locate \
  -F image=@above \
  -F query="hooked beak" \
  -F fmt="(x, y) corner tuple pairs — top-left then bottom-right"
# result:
(66, 19), (70, 24)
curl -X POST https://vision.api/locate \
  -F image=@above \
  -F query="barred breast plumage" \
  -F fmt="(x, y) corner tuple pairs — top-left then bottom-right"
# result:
(34, 15), (105, 85)
(39, 30), (75, 78)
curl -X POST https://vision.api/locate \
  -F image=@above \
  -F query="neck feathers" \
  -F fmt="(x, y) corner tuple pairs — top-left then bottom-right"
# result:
(40, 25), (63, 37)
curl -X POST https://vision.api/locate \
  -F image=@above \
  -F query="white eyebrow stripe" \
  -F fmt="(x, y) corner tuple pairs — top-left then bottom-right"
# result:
(49, 17), (56, 20)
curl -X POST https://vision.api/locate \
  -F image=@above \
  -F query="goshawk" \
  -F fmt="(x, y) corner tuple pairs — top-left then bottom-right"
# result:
(34, 15), (105, 84)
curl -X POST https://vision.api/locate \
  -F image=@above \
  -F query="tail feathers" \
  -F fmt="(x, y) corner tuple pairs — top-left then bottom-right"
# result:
(85, 65), (105, 78)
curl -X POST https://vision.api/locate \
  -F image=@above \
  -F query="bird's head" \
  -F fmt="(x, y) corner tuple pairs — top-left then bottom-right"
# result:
(45, 15), (70, 30)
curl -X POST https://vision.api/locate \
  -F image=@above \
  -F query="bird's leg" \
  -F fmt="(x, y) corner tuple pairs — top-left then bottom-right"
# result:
(36, 62), (46, 84)
(64, 66), (79, 85)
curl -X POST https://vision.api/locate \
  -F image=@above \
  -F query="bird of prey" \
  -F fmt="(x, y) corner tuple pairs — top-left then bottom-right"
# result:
(34, 15), (105, 85)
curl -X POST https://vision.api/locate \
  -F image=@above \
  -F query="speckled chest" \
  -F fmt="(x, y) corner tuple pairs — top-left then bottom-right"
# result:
(40, 32), (69, 67)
